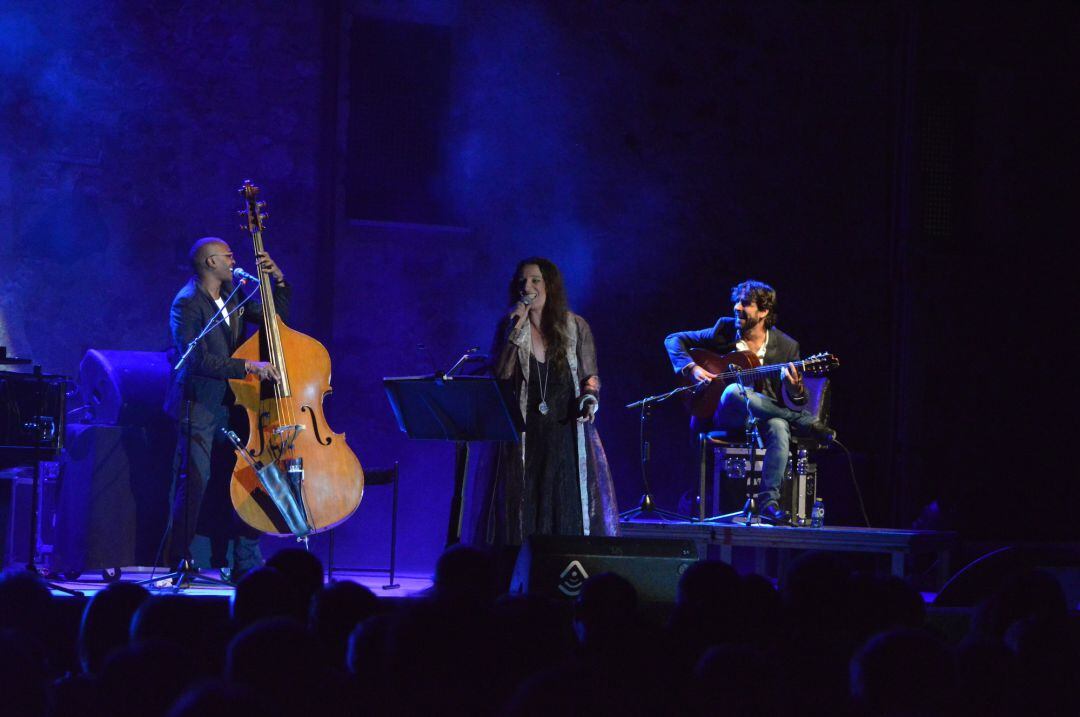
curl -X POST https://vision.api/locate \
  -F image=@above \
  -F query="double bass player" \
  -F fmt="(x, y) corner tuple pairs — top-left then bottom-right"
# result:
(164, 236), (288, 583)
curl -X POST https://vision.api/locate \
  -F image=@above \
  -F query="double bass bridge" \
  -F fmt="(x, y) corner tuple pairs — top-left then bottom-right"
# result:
(272, 423), (306, 452)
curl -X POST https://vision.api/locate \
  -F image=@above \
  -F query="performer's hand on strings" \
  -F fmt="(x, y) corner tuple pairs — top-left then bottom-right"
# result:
(782, 362), (803, 393)
(246, 360), (281, 383)
(255, 251), (285, 285)
(689, 364), (717, 384)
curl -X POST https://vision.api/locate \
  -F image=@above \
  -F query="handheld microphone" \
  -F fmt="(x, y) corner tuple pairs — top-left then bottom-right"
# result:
(512, 293), (535, 327)
(232, 267), (261, 285)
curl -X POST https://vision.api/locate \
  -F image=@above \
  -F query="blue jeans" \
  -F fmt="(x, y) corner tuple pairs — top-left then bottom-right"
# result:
(714, 383), (817, 506)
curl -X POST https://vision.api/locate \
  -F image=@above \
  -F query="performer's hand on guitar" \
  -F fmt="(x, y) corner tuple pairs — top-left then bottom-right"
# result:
(246, 360), (281, 383)
(255, 251), (285, 285)
(689, 364), (717, 384)
(782, 362), (804, 394)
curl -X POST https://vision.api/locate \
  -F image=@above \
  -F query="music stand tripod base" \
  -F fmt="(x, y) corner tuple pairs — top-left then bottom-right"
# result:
(135, 557), (236, 591)
(702, 497), (762, 525)
(619, 493), (693, 522)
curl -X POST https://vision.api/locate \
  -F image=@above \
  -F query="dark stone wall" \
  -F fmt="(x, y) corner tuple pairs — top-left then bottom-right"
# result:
(0, 0), (328, 367)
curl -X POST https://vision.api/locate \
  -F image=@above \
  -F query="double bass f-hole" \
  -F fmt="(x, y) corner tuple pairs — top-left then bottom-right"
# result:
(301, 405), (332, 446)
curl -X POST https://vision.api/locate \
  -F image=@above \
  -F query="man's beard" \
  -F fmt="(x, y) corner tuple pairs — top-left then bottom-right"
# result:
(736, 314), (761, 336)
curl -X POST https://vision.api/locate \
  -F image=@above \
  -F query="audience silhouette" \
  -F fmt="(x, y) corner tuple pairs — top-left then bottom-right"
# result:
(0, 544), (1076, 717)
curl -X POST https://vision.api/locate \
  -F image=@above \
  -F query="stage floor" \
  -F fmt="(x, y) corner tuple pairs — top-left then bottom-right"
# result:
(619, 517), (958, 588)
(47, 568), (434, 599)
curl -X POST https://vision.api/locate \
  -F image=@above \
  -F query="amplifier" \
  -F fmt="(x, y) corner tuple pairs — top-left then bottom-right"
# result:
(0, 370), (68, 469)
(707, 444), (818, 525)
(510, 535), (698, 603)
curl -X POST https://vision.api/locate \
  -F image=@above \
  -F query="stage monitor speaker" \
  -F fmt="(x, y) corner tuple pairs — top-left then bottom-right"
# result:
(934, 545), (1080, 610)
(510, 535), (699, 604)
(77, 350), (169, 426)
(53, 424), (137, 573)
(52, 423), (171, 574)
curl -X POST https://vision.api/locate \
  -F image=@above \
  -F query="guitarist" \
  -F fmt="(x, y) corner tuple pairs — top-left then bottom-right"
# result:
(664, 279), (834, 524)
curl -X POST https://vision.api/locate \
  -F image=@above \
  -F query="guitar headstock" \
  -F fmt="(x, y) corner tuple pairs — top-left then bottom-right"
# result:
(238, 179), (268, 234)
(803, 352), (839, 375)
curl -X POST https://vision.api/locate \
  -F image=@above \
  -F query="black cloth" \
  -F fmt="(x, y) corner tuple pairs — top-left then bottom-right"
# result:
(664, 316), (804, 405)
(521, 357), (583, 536)
(164, 277), (290, 569)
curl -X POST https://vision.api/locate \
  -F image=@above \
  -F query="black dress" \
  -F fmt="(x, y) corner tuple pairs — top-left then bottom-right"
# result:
(464, 311), (619, 546)
(521, 356), (582, 535)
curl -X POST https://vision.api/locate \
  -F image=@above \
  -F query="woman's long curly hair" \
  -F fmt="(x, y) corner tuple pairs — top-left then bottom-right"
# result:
(508, 257), (571, 364)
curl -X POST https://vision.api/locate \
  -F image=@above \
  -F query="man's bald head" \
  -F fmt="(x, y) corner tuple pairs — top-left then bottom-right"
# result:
(189, 237), (230, 274)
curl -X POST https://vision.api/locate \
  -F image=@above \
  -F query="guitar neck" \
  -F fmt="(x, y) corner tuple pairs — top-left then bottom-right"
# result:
(718, 359), (805, 383)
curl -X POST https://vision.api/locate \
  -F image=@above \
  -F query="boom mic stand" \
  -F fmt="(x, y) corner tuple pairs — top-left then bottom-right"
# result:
(140, 280), (259, 591)
(619, 383), (700, 522)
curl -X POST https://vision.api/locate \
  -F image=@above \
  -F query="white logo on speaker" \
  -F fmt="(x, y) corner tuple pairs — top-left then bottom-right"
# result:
(557, 560), (589, 597)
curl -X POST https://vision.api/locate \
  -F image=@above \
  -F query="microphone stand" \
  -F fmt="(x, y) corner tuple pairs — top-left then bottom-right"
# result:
(619, 383), (699, 522)
(140, 279), (259, 591)
(702, 364), (764, 525)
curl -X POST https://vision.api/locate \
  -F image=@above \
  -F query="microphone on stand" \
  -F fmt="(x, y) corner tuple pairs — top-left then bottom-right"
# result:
(232, 267), (261, 285)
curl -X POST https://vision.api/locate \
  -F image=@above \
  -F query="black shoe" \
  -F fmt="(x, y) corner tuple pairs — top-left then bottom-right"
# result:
(807, 420), (837, 444)
(759, 502), (791, 525)
(222, 561), (263, 586)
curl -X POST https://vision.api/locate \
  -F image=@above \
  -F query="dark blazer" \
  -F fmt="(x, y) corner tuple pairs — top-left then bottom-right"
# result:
(664, 316), (804, 405)
(164, 277), (291, 418)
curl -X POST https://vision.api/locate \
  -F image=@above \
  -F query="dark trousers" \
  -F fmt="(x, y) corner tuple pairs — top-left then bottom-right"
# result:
(168, 401), (261, 570)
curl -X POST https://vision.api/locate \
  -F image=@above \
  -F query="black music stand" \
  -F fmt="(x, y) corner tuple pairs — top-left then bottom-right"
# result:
(384, 375), (522, 546)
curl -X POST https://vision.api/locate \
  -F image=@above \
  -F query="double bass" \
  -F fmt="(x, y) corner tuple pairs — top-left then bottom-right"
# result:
(227, 180), (364, 536)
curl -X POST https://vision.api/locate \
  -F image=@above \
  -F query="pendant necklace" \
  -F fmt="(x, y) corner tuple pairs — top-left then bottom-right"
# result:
(533, 353), (551, 415)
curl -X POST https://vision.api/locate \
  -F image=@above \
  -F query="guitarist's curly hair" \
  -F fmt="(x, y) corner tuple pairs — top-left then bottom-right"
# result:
(731, 279), (777, 328)
(509, 257), (571, 367)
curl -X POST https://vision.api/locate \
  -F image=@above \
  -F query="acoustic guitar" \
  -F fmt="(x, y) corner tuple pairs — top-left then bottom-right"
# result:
(681, 348), (839, 419)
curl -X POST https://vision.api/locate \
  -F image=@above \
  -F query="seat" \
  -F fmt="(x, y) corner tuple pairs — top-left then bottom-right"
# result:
(327, 462), (401, 589)
(697, 377), (831, 523)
